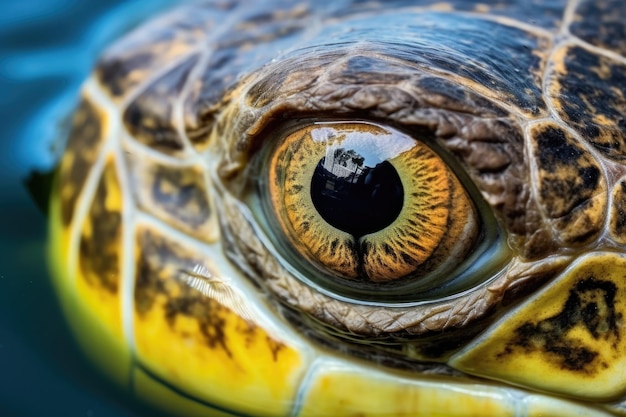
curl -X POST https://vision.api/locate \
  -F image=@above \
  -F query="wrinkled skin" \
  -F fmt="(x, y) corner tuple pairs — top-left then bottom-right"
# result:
(50, 1), (626, 416)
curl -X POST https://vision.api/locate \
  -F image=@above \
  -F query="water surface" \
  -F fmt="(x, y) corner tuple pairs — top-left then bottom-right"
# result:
(0, 1), (185, 415)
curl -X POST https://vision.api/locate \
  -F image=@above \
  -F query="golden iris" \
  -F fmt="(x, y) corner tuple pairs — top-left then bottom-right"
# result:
(266, 122), (478, 287)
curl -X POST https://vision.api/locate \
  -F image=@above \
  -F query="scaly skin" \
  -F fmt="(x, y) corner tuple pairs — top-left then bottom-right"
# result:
(50, 1), (626, 416)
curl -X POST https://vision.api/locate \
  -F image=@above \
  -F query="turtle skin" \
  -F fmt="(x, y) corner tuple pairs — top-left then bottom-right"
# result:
(49, 0), (626, 416)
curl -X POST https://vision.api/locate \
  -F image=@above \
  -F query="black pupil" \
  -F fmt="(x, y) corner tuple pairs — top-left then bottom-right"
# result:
(310, 148), (404, 237)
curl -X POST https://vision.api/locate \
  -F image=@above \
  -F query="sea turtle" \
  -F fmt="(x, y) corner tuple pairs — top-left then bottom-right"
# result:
(48, 0), (626, 416)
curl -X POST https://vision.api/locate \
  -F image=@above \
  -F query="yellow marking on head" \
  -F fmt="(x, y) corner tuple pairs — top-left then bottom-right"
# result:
(133, 226), (307, 416)
(451, 252), (626, 400)
(48, 173), (132, 387)
(297, 363), (516, 417)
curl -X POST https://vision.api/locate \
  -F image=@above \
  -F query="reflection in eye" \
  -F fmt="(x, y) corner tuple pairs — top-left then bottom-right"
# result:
(264, 122), (480, 289)
(310, 138), (404, 238)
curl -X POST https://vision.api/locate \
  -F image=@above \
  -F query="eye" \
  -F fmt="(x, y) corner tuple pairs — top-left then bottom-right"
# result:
(256, 121), (507, 302)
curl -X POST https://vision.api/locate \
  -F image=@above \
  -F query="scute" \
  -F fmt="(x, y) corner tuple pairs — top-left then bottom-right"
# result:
(182, 2), (314, 145)
(529, 122), (607, 245)
(571, 0), (626, 56)
(76, 155), (125, 352)
(335, 0), (568, 30)
(451, 252), (626, 400)
(123, 53), (200, 155)
(50, 1), (626, 417)
(123, 148), (217, 243)
(79, 156), (123, 297)
(548, 44), (626, 161)
(59, 96), (106, 226)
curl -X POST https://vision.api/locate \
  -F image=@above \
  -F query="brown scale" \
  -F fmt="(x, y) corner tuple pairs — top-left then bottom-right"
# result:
(124, 151), (215, 243)
(442, 109), (540, 254)
(182, 3), (313, 149)
(78, 157), (123, 294)
(59, 97), (105, 226)
(529, 123), (607, 245)
(570, 0), (626, 57)
(123, 53), (200, 155)
(243, 52), (332, 110)
(547, 44), (626, 161)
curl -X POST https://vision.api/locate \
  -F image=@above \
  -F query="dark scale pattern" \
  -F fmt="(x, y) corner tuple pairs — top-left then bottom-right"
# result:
(124, 149), (214, 241)
(531, 123), (606, 245)
(133, 227), (276, 355)
(150, 165), (211, 228)
(549, 45), (626, 160)
(500, 278), (619, 373)
(98, 1), (564, 160)
(415, 76), (509, 118)
(570, 0), (626, 57)
(123, 53), (200, 155)
(78, 158), (122, 294)
(59, 97), (104, 226)
(152, 166), (209, 226)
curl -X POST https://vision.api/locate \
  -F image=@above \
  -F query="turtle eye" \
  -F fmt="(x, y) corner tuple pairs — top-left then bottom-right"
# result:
(257, 122), (507, 301)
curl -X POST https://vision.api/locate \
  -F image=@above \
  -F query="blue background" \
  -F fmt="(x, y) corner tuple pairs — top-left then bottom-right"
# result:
(0, 1), (185, 415)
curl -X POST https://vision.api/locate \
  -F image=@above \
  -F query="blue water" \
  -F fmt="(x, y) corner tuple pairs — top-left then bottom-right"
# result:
(0, 1), (183, 416)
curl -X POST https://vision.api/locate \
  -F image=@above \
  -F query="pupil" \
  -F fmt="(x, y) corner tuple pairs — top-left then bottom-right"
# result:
(310, 148), (404, 237)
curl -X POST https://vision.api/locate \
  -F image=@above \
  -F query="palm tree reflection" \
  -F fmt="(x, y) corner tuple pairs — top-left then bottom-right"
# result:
(311, 147), (403, 237)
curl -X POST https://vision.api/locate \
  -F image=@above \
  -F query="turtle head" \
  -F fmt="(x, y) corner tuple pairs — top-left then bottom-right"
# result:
(49, 1), (626, 416)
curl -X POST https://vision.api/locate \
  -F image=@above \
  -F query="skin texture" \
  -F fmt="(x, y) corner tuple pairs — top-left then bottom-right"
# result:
(50, 0), (626, 416)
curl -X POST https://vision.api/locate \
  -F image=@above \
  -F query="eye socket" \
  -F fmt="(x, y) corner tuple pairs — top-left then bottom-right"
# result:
(256, 121), (508, 302)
